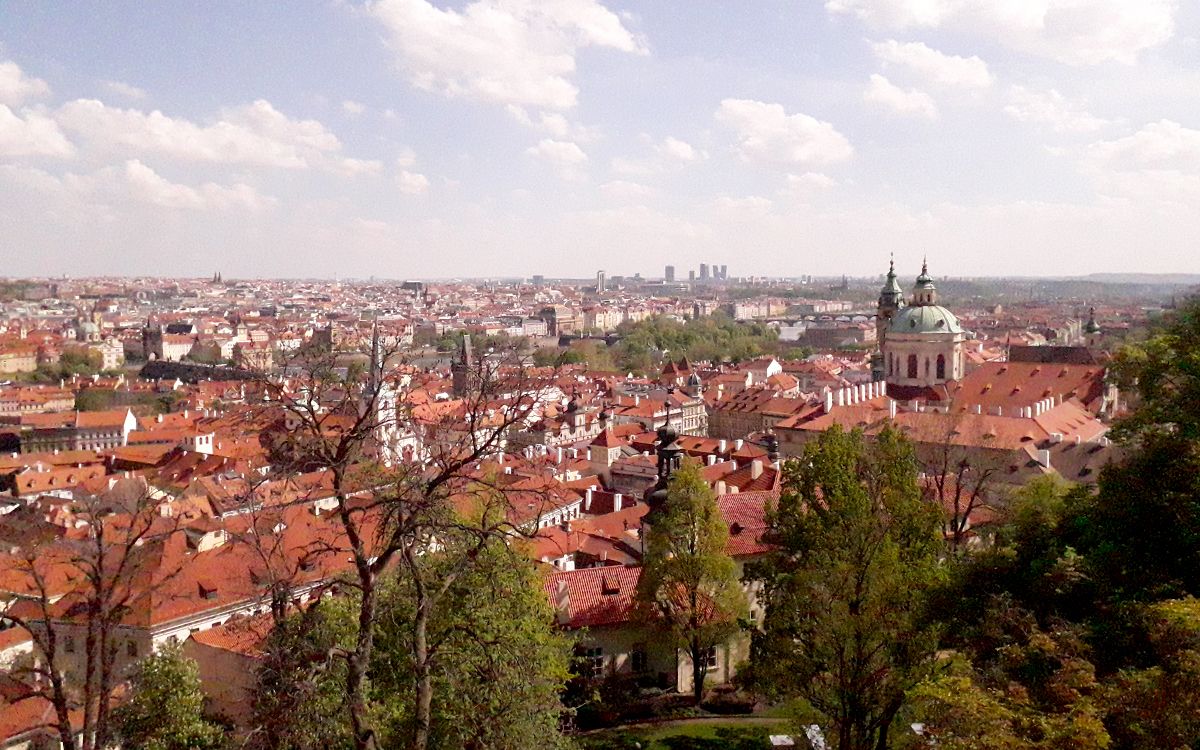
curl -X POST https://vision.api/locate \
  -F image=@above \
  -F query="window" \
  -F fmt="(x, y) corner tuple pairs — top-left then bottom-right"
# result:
(701, 645), (718, 671)
(936, 354), (946, 380)
(907, 354), (918, 379)
(64, 636), (75, 654)
(631, 646), (648, 673)
(576, 646), (604, 679)
(126, 640), (138, 658)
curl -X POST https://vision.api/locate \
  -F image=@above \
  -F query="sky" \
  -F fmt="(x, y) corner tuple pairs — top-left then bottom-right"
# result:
(1, 0), (1198, 280)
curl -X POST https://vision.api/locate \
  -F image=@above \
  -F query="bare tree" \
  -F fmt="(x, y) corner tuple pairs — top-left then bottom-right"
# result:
(1, 479), (180, 750)
(919, 414), (1004, 554)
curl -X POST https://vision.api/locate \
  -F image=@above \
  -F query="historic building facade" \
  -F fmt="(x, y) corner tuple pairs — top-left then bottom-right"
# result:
(879, 260), (967, 391)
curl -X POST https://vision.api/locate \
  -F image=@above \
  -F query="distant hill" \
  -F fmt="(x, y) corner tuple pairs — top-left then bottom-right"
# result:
(1079, 273), (1200, 285)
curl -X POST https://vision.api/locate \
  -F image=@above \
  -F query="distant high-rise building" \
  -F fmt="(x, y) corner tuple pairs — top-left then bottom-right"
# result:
(596, 270), (606, 293)
(720, 264), (728, 280)
(665, 265), (675, 282)
(699, 263), (709, 281)
(532, 275), (545, 286)
(689, 269), (696, 282)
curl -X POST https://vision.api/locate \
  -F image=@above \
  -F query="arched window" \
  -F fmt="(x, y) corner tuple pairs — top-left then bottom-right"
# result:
(907, 354), (918, 378)
(936, 354), (946, 380)
(924, 357), (931, 377)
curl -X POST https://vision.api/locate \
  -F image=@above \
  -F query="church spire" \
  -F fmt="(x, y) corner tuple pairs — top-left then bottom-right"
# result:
(913, 256), (936, 305)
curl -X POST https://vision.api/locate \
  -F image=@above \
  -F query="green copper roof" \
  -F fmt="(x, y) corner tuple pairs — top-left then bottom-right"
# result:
(889, 304), (963, 335)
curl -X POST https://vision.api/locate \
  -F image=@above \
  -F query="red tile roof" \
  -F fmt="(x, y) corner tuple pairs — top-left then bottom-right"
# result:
(544, 565), (641, 629)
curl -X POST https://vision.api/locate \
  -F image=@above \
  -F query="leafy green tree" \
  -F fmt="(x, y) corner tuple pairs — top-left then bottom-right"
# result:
(369, 536), (575, 750)
(1103, 598), (1200, 749)
(112, 642), (224, 750)
(252, 538), (574, 750)
(905, 669), (1022, 750)
(251, 598), (356, 750)
(1078, 432), (1200, 602)
(1110, 297), (1200, 442)
(746, 426), (943, 750)
(75, 388), (119, 411)
(636, 458), (746, 703)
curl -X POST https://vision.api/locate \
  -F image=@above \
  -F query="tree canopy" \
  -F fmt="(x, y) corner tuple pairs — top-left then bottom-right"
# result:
(636, 457), (746, 702)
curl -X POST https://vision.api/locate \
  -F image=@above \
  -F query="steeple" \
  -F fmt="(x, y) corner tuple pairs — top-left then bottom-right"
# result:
(875, 253), (906, 356)
(912, 256), (937, 306)
(367, 316), (381, 395)
(878, 253), (904, 307)
(451, 333), (474, 397)
(1084, 307), (1101, 336)
(646, 403), (682, 516)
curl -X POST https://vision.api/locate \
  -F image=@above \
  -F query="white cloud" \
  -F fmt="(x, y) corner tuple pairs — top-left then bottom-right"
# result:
(54, 98), (372, 174)
(0, 61), (50, 105)
(368, 0), (645, 111)
(610, 155), (658, 176)
(715, 99), (853, 167)
(712, 195), (774, 215)
(599, 179), (655, 200)
(1004, 86), (1109, 133)
(0, 105), (74, 157)
(396, 147), (418, 168)
(397, 169), (430, 194)
(342, 100), (367, 116)
(121, 160), (273, 211)
(829, 0), (1177, 65)
(102, 80), (147, 100)
(658, 136), (702, 162)
(1080, 121), (1200, 208)
(863, 74), (938, 119)
(526, 138), (588, 177)
(870, 39), (992, 88)
(785, 172), (837, 192)
(1084, 120), (1200, 173)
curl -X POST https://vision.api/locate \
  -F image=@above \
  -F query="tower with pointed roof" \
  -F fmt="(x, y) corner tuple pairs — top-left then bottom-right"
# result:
(876, 254), (906, 348)
(451, 333), (475, 397)
(1084, 307), (1102, 346)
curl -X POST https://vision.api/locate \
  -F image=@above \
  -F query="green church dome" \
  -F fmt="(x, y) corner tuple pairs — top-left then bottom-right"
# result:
(889, 304), (963, 335)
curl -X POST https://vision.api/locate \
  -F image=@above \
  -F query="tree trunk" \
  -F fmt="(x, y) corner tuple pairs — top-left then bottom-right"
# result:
(690, 638), (705, 705)
(412, 595), (433, 750)
(347, 580), (378, 750)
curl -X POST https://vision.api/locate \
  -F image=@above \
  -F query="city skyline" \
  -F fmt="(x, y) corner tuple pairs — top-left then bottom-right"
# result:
(2, 1), (1199, 278)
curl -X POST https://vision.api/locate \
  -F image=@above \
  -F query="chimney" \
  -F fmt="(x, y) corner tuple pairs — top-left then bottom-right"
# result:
(996, 406), (1003, 417)
(715, 480), (727, 496)
(718, 439), (727, 454)
(823, 390), (834, 414)
(1050, 432), (1063, 444)
(836, 388), (845, 407)
(613, 493), (623, 512)
(879, 380), (887, 396)
(556, 446), (563, 463)
(750, 459), (763, 480)
(707, 454), (717, 466)
(734, 439), (744, 451)
(584, 488), (593, 511)
(1036, 448), (1051, 468)
(974, 404), (982, 415)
